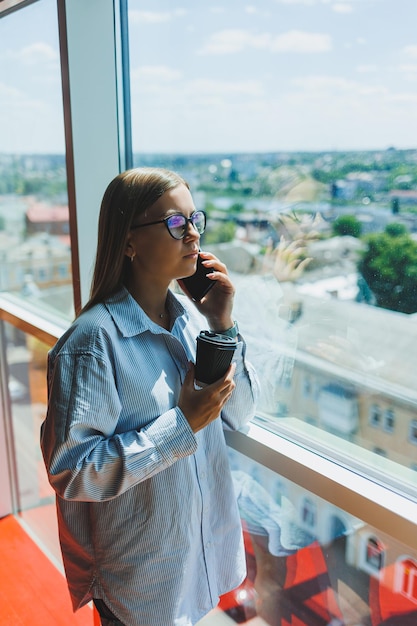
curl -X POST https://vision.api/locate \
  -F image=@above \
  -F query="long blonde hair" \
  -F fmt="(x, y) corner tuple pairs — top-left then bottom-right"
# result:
(79, 167), (189, 315)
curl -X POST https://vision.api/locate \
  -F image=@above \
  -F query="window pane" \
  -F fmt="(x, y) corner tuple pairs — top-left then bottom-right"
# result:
(3, 319), (59, 560)
(223, 448), (417, 625)
(127, 1), (417, 493)
(0, 0), (73, 321)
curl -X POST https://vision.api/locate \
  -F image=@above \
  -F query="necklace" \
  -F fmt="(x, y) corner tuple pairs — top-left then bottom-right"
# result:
(130, 289), (168, 323)
(157, 303), (170, 321)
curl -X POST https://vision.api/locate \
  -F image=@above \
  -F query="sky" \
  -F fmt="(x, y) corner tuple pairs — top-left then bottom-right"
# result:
(1, 0), (417, 154)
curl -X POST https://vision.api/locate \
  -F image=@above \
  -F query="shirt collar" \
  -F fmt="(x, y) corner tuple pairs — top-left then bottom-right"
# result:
(104, 286), (188, 338)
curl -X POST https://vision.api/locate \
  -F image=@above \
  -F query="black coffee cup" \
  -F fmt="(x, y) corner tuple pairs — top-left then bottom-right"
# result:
(195, 331), (237, 384)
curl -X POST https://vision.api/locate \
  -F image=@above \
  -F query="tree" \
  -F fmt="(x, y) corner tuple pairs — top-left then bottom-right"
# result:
(385, 222), (407, 237)
(203, 221), (236, 244)
(358, 224), (417, 313)
(332, 214), (362, 238)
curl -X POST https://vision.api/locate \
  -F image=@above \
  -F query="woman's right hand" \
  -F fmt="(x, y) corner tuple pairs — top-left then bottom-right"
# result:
(178, 362), (236, 433)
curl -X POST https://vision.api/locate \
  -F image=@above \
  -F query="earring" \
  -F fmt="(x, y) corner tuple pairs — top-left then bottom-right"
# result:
(130, 254), (135, 263)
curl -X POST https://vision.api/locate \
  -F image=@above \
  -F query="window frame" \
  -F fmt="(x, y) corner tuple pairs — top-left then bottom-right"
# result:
(2, 0), (417, 563)
(225, 424), (417, 552)
(0, 0), (39, 18)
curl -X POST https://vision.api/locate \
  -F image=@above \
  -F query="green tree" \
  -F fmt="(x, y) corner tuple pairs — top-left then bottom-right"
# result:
(204, 221), (236, 244)
(332, 214), (362, 238)
(359, 224), (417, 313)
(385, 222), (407, 237)
(228, 202), (244, 214)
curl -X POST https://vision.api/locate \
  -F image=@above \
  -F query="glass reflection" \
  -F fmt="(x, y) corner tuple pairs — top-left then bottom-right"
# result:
(0, 0), (72, 320)
(223, 449), (417, 625)
(5, 320), (58, 560)
(127, 0), (417, 485)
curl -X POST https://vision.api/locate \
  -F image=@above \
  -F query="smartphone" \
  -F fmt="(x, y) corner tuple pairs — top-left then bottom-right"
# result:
(180, 253), (215, 302)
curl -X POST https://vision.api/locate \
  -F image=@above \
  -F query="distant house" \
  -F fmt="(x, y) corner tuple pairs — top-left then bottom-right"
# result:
(332, 172), (380, 200)
(25, 202), (70, 243)
(275, 283), (417, 470)
(0, 232), (71, 293)
(305, 235), (364, 270)
(389, 189), (417, 209)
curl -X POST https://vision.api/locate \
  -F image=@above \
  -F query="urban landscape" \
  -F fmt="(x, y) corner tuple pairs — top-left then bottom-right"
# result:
(2, 147), (417, 625)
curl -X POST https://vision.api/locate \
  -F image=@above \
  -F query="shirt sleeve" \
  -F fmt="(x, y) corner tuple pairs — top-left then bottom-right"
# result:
(41, 350), (197, 502)
(220, 336), (260, 431)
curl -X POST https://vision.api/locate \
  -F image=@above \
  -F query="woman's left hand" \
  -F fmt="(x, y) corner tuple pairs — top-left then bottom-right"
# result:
(183, 251), (235, 332)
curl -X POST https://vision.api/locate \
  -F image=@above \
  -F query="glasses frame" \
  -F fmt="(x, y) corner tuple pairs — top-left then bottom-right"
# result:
(130, 210), (206, 240)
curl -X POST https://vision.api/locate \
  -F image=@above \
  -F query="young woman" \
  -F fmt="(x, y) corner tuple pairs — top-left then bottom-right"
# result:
(41, 167), (259, 626)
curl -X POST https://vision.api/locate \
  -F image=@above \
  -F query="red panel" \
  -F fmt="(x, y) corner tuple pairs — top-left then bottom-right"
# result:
(0, 515), (93, 625)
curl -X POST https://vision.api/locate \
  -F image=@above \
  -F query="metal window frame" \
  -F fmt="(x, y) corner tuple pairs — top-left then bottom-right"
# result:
(0, 0), (39, 18)
(57, 0), (132, 312)
(226, 423), (417, 551)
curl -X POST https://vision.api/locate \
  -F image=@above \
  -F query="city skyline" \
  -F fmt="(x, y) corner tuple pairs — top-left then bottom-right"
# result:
(1, 0), (417, 154)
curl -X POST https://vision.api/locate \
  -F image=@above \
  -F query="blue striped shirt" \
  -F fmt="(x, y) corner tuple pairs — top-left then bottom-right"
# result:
(41, 287), (259, 626)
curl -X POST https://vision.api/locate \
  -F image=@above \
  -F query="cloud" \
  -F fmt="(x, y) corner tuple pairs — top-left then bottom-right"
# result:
(130, 64), (264, 109)
(198, 29), (270, 54)
(2, 42), (58, 65)
(274, 0), (356, 5)
(356, 64), (378, 73)
(332, 3), (353, 13)
(271, 30), (332, 52)
(388, 92), (417, 104)
(0, 80), (48, 121)
(128, 9), (187, 24)
(397, 64), (417, 82)
(187, 78), (264, 98)
(199, 28), (331, 54)
(132, 68), (263, 99)
(132, 65), (182, 82)
(274, 0), (316, 5)
(290, 74), (390, 99)
(292, 74), (358, 92)
(402, 44), (417, 58)
(0, 82), (22, 99)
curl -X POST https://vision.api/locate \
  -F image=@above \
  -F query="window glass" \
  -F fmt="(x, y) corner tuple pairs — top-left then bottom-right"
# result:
(3, 319), (58, 558)
(127, 0), (417, 493)
(0, 0), (72, 320)
(225, 448), (417, 625)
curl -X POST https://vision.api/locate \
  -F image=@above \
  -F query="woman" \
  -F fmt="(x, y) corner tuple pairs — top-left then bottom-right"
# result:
(41, 167), (259, 626)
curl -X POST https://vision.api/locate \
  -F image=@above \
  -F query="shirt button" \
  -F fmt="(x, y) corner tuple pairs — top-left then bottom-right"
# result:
(206, 541), (212, 549)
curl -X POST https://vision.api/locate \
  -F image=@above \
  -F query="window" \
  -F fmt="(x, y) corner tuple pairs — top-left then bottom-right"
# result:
(301, 497), (317, 529)
(369, 404), (381, 428)
(373, 447), (388, 458)
(365, 537), (384, 573)
(127, 0), (417, 501)
(1, 3), (417, 624)
(409, 420), (417, 445)
(383, 408), (395, 433)
(0, 0), (70, 318)
(397, 558), (417, 601)
(303, 375), (312, 398)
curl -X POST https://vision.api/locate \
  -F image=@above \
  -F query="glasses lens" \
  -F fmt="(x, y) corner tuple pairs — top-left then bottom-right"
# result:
(192, 211), (206, 234)
(166, 214), (187, 239)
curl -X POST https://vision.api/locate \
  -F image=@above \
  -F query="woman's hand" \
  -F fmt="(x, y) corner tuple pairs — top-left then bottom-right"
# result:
(188, 251), (235, 332)
(178, 362), (236, 433)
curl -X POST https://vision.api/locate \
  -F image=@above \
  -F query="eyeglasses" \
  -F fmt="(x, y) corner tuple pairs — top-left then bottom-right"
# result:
(131, 210), (206, 240)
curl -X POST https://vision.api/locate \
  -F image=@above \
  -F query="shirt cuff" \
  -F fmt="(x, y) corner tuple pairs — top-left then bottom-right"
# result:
(144, 407), (197, 463)
(232, 337), (246, 376)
